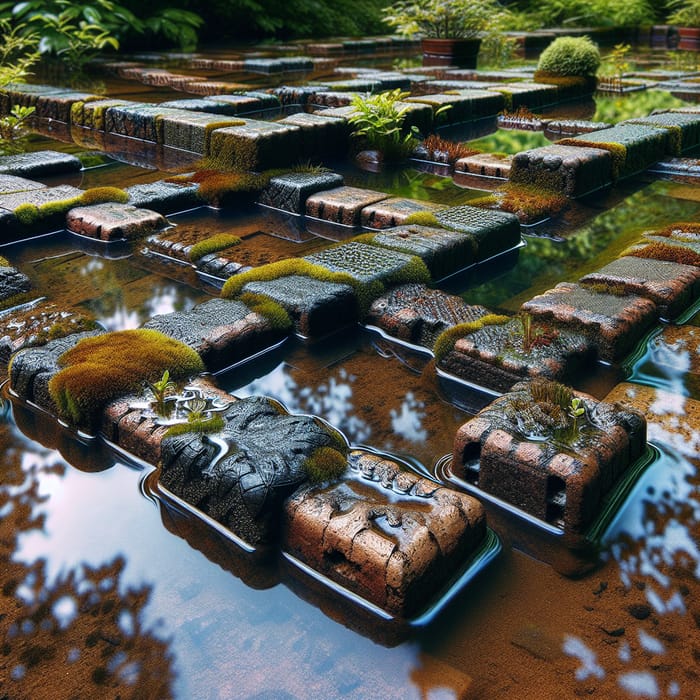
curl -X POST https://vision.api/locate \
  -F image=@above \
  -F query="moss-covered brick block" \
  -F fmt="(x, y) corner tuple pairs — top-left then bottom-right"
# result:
(455, 153), (512, 179)
(305, 241), (416, 285)
(488, 83), (559, 111)
(452, 380), (646, 534)
(431, 88), (506, 120)
(435, 205), (521, 261)
(125, 180), (200, 215)
(624, 111), (700, 155)
(0, 150), (82, 178)
(367, 225), (478, 280)
(0, 175), (46, 194)
(243, 57), (313, 73)
(159, 112), (245, 154)
(277, 112), (350, 162)
(66, 203), (167, 241)
(34, 91), (103, 122)
(272, 85), (328, 107)
(405, 93), (490, 125)
(579, 256), (700, 320)
(0, 83), (68, 113)
(360, 198), (446, 230)
(307, 91), (360, 108)
(0, 185), (84, 214)
(545, 120), (613, 137)
(211, 92), (282, 114)
(558, 123), (669, 180)
(284, 449), (486, 617)
(305, 186), (388, 226)
(510, 144), (613, 197)
(366, 283), (490, 349)
(257, 171), (345, 214)
(182, 81), (250, 96)
(70, 99), (133, 130)
(208, 119), (303, 171)
(521, 282), (659, 363)
(240, 274), (358, 337)
(104, 104), (195, 142)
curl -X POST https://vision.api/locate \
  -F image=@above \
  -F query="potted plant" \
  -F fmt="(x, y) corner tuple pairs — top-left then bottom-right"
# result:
(382, 0), (507, 68)
(668, 0), (700, 50)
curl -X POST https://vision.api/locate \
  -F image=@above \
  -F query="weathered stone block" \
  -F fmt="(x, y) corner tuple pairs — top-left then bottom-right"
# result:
(405, 93), (499, 125)
(0, 264), (31, 303)
(521, 282), (659, 363)
(510, 144), (613, 197)
(455, 153), (512, 179)
(0, 175), (45, 194)
(625, 111), (700, 154)
(452, 380), (646, 534)
(70, 99), (132, 130)
(277, 112), (350, 162)
(104, 104), (194, 142)
(435, 205), (521, 261)
(257, 171), (345, 214)
(305, 186), (388, 226)
(366, 284), (489, 349)
(159, 112), (245, 154)
(0, 185), (84, 216)
(183, 81), (249, 96)
(580, 255), (700, 319)
(125, 180), (200, 215)
(284, 449), (486, 616)
(0, 150), (81, 178)
(66, 203), (167, 241)
(360, 198), (445, 230)
(489, 83), (559, 110)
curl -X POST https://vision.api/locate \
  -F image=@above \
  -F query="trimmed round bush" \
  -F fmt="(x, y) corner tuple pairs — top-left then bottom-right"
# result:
(537, 37), (601, 77)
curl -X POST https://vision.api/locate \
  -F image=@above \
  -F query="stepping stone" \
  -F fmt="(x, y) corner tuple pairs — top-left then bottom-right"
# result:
(34, 90), (103, 122)
(453, 380), (647, 534)
(521, 282), (659, 363)
(605, 382), (700, 461)
(455, 153), (512, 179)
(0, 263), (31, 304)
(510, 144), (613, 198)
(240, 274), (358, 337)
(0, 185), (84, 215)
(284, 449), (487, 617)
(272, 85), (329, 107)
(489, 83), (559, 110)
(277, 112), (350, 162)
(142, 297), (289, 372)
(0, 150), (81, 178)
(308, 91), (360, 108)
(625, 111), (700, 154)
(159, 112), (245, 154)
(66, 203), (167, 241)
(436, 315), (595, 393)
(360, 197), (445, 229)
(367, 224), (476, 279)
(305, 242), (416, 285)
(305, 186), (388, 226)
(544, 120), (612, 137)
(0, 175), (46, 194)
(212, 92), (281, 114)
(580, 256), (700, 319)
(160, 394), (347, 545)
(183, 81), (251, 96)
(405, 92), (501, 125)
(366, 283), (490, 349)
(209, 119), (303, 171)
(125, 180), (200, 215)
(70, 99), (133, 130)
(104, 104), (194, 142)
(435, 205), (521, 261)
(189, 58), (244, 71)
(258, 171), (345, 214)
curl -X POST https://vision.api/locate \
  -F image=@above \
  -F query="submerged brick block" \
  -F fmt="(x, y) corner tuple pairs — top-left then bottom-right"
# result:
(125, 180), (200, 215)
(306, 186), (388, 226)
(455, 153), (512, 179)
(624, 111), (700, 155)
(284, 449), (486, 617)
(70, 99), (133, 130)
(66, 203), (167, 241)
(159, 112), (245, 154)
(580, 255), (700, 319)
(452, 380), (646, 534)
(510, 144), (613, 197)
(277, 112), (350, 162)
(104, 104), (194, 142)
(257, 171), (344, 214)
(489, 83), (558, 110)
(0, 150), (81, 178)
(521, 282), (658, 363)
(360, 198), (445, 230)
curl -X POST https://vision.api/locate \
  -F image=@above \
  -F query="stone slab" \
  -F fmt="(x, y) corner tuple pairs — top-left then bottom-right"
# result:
(405, 93), (501, 126)
(0, 175), (46, 194)
(625, 111), (700, 154)
(488, 83), (559, 110)
(104, 104), (195, 142)
(277, 112), (350, 161)
(455, 153), (512, 179)
(0, 150), (82, 178)
(305, 186), (388, 226)
(159, 112), (245, 154)
(0, 185), (84, 214)
(125, 180), (200, 215)
(70, 99), (132, 130)
(257, 171), (345, 214)
(360, 198), (445, 230)
(66, 203), (167, 241)
(0, 264), (31, 303)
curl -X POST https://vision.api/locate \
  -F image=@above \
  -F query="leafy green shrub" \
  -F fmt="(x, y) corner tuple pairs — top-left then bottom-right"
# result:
(536, 36), (601, 77)
(188, 234), (242, 262)
(433, 314), (510, 362)
(48, 329), (205, 431)
(303, 446), (348, 483)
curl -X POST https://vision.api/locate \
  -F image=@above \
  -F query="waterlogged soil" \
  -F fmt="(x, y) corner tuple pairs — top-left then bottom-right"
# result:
(2, 54), (700, 700)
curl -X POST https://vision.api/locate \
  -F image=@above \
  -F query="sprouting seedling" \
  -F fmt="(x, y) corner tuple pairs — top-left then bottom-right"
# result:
(183, 397), (208, 423)
(568, 397), (585, 436)
(148, 369), (175, 417)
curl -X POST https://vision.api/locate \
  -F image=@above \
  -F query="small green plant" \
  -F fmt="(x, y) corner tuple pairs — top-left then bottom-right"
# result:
(147, 369), (175, 417)
(668, 0), (700, 28)
(600, 43), (632, 91)
(0, 104), (35, 141)
(536, 36), (601, 77)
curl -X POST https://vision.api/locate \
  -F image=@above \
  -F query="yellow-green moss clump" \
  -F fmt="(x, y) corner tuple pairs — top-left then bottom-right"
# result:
(474, 183), (569, 224)
(47, 329), (205, 432)
(239, 292), (292, 330)
(558, 138), (627, 180)
(0, 291), (34, 312)
(626, 241), (700, 267)
(164, 414), (226, 438)
(0, 255), (9, 266)
(433, 314), (511, 362)
(188, 234), (242, 262)
(303, 445), (348, 484)
(403, 211), (442, 227)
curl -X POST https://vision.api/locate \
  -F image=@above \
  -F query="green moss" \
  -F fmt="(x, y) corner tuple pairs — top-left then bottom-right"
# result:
(79, 187), (129, 205)
(239, 291), (292, 330)
(303, 445), (348, 484)
(164, 414), (225, 438)
(536, 36), (601, 77)
(14, 203), (39, 226)
(189, 233), (242, 262)
(385, 255), (431, 287)
(0, 291), (34, 312)
(204, 120), (245, 153)
(403, 211), (442, 227)
(581, 280), (629, 296)
(433, 314), (511, 363)
(0, 255), (10, 267)
(48, 329), (205, 432)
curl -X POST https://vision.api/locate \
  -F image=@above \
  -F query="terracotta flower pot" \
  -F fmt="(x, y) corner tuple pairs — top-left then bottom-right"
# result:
(678, 26), (700, 51)
(421, 37), (482, 68)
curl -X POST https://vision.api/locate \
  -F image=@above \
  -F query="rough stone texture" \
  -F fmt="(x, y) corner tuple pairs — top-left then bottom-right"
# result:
(160, 394), (346, 545)
(277, 112), (350, 162)
(438, 317), (596, 393)
(0, 264), (31, 302)
(183, 81), (250, 96)
(142, 297), (288, 372)
(360, 198), (445, 230)
(125, 180), (200, 215)
(241, 274), (358, 337)
(32, 91), (101, 122)
(580, 255), (700, 319)
(257, 171), (345, 214)
(455, 153), (512, 179)
(368, 225), (477, 279)
(0, 83), (66, 112)
(0, 185), (84, 228)
(604, 382), (700, 460)
(104, 104), (194, 142)
(209, 119), (303, 171)
(510, 144), (613, 197)
(66, 203), (167, 241)
(435, 205), (521, 261)
(159, 112), (245, 154)
(160, 92), (281, 117)
(544, 120), (614, 137)
(284, 449), (486, 617)
(305, 186), (388, 226)
(488, 83), (559, 110)
(70, 99), (132, 130)
(366, 283), (489, 349)
(406, 92), (503, 125)
(521, 282), (659, 363)
(0, 150), (81, 178)
(272, 85), (328, 107)
(452, 380), (647, 534)
(307, 91), (360, 108)
(625, 111), (700, 154)
(244, 57), (313, 73)
(305, 242), (415, 285)
(0, 175), (46, 194)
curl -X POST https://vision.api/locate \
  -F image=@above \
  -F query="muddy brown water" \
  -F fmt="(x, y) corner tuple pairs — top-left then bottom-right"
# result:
(1, 57), (700, 699)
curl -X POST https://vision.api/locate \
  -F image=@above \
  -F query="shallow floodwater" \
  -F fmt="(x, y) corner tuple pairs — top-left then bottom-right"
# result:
(2, 57), (700, 697)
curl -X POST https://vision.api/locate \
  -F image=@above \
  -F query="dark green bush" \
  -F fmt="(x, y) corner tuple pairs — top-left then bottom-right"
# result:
(536, 37), (601, 77)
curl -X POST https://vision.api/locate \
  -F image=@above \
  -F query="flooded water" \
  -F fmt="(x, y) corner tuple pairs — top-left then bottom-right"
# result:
(2, 47), (700, 699)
